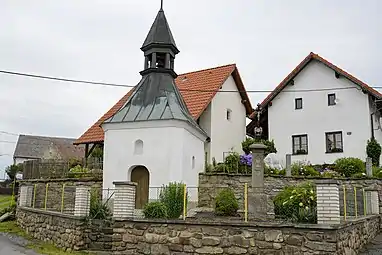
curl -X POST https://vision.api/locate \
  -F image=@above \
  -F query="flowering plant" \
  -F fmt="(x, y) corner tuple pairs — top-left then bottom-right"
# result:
(239, 154), (252, 167)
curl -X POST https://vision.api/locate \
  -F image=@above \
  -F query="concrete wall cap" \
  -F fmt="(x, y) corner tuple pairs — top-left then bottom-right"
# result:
(315, 179), (339, 185)
(249, 143), (267, 150)
(113, 181), (138, 186)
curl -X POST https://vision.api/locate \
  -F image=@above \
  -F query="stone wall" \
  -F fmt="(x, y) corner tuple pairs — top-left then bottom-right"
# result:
(16, 206), (381, 254)
(16, 207), (87, 252)
(198, 173), (382, 215)
(18, 178), (102, 214)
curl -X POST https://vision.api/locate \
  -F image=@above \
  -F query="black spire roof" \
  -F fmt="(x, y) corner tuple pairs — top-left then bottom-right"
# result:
(141, 7), (179, 54)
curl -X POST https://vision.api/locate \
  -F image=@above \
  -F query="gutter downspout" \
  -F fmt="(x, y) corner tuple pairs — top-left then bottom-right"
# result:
(371, 113), (375, 139)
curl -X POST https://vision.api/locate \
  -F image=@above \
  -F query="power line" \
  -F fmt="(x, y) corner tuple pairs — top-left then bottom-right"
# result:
(0, 140), (16, 144)
(0, 131), (18, 136)
(1, 69), (379, 93)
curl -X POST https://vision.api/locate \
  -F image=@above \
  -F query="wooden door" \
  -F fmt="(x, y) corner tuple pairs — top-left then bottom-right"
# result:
(131, 166), (149, 209)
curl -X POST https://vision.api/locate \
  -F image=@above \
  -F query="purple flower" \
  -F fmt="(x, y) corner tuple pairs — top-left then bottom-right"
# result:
(240, 154), (252, 166)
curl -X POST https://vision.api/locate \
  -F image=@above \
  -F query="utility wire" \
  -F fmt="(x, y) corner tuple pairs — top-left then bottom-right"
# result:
(1, 69), (379, 93)
(0, 140), (16, 144)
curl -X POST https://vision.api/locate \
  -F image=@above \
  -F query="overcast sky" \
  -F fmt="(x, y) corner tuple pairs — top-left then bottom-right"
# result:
(0, 0), (381, 176)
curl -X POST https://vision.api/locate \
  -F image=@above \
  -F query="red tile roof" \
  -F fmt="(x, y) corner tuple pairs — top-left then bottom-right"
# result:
(75, 64), (253, 145)
(249, 52), (381, 119)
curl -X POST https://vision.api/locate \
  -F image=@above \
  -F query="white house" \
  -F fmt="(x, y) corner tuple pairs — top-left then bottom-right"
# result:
(247, 52), (382, 165)
(74, 5), (253, 207)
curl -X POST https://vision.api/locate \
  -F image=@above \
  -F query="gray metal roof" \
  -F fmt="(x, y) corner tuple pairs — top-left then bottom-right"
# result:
(141, 9), (178, 53)
(104, 72), (207, 137)
(13, 135), (85, 160)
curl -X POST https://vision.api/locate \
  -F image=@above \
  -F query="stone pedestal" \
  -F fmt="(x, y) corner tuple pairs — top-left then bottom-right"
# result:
(366, 157), (373, 177)
(248, 143), (268, 220)
(248, 192), (268, 221)
(316, 180), (340, 225)
(74, 186), (90, 217)
(113, 181), (137, 219)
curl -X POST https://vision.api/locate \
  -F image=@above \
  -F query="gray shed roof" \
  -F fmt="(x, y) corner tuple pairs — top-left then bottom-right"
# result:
(13, 134), (85, 160)
(103, 72), (208, 137)
(141, 8), (178, 53)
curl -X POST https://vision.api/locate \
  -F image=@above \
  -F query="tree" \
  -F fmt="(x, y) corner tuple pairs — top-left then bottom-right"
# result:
(5, 164), (23, 180)
(366, 138), (382, 166)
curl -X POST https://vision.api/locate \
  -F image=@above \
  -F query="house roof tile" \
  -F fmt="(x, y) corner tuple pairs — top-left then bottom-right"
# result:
(75, 64), (253, 144)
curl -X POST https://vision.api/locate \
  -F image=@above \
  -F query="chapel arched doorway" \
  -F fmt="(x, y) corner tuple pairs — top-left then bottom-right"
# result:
(130, 166), (149, 209)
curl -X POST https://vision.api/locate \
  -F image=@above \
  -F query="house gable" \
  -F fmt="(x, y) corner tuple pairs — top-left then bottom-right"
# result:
(247, 52), (381, 137)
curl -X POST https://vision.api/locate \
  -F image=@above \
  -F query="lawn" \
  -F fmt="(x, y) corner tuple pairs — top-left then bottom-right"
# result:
(0, 195), (14, 210)
(0, 221), (87, 255)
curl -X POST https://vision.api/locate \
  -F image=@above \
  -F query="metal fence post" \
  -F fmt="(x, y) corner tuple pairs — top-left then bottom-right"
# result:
(354, 187), (358, 218)
(44, 183), (49, 210)
(33, 184), (37, 208)
(343, 185), (347, 221)
(61, 183), (66, 213)
(183, 184), (187, 220)
(362, 188), (366, 216)
(244, 183), (248, 222)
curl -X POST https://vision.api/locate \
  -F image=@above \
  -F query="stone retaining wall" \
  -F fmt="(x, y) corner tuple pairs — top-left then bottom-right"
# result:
(16, 206), (380, 254)
(16, 207), (87, 252)
(198, 173), (382, 215)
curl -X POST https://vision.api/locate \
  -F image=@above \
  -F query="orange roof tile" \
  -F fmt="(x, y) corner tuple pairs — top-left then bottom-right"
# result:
(249, 52), (382, 119)
(75, 64), (253, 144)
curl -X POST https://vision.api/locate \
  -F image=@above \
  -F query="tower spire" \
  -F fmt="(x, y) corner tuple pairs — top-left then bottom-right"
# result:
(160, 0), (163, 10)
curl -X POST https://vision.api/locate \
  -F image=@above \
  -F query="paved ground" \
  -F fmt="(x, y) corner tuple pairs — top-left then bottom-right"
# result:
(360, 234), (382, 255)
(0, 234), (39, 255)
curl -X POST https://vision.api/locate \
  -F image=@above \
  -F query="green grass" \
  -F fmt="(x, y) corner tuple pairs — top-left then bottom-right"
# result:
(0, 221), (87, 255)
(0, 195), (13, 210)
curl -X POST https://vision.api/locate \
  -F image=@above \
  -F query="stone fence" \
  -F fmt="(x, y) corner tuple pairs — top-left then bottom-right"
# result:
(16, 206), (380, 254)
(18, 178), (102, 214)
(198, 173), (382, 215)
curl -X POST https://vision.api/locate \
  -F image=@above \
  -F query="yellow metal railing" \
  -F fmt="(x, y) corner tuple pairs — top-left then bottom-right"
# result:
(342, 185), (368, 221)
(32, 184), (37, 208)
(183, 184), (187, 220)
(44, 183), (49, 210)
(354, 187), (358, 218)
(343, 185), (347, 221)
(61, 184), (66, 213)
(244, 183), (248, 222)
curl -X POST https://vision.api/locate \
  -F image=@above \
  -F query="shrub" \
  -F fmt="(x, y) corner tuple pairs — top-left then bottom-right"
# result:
(367, 138), (381, 166)
(159, 182), (187, 219)
(334, 157), (365, 177)
(224, 152), (240, 173)
(265, 166), (285, 176)
(143, 202), (168, 219)
(373, 166), (382, 178)
(242, 138), (277, 156)
(89, 188), (111, 220)
(291, 161), (320, 177)
(321, 169), (340, 178)
(68, 165), (90, 178)
(273, 182), (316, 223)
(215, 189), (239, 216)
